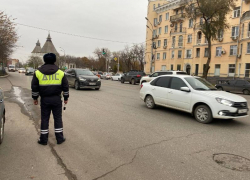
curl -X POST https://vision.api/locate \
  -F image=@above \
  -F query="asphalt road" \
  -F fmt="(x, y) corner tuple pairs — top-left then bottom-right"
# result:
(1, 72), (250, 180)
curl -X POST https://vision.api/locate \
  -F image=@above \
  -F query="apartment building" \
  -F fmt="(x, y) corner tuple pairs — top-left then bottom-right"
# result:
(145, 0), (250, 78)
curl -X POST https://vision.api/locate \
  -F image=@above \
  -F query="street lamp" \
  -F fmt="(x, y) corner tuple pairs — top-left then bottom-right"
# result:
(145, 17), (155, 73)
(59, 47), (65, 69)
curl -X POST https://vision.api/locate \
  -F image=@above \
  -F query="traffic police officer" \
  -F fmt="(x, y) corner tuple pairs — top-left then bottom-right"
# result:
(31, 53), (69, 145)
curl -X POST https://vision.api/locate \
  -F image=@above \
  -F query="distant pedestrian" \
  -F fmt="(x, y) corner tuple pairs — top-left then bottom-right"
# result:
(31, 53), (69, 145)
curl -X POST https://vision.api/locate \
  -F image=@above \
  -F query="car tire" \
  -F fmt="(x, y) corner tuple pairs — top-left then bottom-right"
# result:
(0, 113), (5, 144)
(121, 79), (125, 83)
(243, 89), (250, 95)
(194, 105), (213, 124)
(131, 79), (136, 85)
(145, 95), (156, 109)
(217, 87), (223, 91)
(111, 78), (113, 81)
(74, 81), (80, 90)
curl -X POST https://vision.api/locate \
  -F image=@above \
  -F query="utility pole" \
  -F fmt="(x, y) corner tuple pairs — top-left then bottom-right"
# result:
(145, 17), (155, 73)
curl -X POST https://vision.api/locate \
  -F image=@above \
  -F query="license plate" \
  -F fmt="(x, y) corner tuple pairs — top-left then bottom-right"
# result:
(89, 83), (96, 85)
(238, 109), (248, 114)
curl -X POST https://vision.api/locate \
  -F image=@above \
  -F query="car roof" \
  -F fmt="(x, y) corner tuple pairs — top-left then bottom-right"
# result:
(157, 75), (198, 78)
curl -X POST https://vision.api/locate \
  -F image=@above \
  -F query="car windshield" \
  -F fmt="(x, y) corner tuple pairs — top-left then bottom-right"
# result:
(20, 68), (25, 70)
(76, 69), (94, 76)
(176, 72), (187, 75)
(185, 77), (217, 91)
(28, 68), (34, 72)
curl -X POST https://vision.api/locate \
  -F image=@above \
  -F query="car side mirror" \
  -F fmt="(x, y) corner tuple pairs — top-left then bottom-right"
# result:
(180, 87), (190, 92)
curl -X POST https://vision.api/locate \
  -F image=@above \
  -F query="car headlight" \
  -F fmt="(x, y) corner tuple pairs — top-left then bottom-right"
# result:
(98, 78), (101, 81)
(216, 98), (234, 107)
(79, 77), (86, 81)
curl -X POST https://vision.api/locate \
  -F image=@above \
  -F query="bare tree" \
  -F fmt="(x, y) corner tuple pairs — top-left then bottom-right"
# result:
(27, 56), (43, 69)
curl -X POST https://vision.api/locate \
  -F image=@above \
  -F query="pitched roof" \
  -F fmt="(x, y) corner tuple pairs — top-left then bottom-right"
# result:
(31, 40), (42, 53)
(41, 33), (59, 55)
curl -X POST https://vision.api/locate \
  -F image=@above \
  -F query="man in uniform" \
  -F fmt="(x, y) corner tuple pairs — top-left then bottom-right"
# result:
(31, 53), (69, 145)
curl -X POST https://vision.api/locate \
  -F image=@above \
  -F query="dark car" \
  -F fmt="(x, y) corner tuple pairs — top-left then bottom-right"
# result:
(215, 79), (250, 95)
(25, 68), (35, 76)
(0, 88), (6, 144)
(121, 70), (146, 85)
(65, 69), (101, 90)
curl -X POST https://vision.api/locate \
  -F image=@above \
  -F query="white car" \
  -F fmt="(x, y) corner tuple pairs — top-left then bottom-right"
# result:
(111, 73), (123, 81)
(140, 71), (187, 85)
(18, 68), (26, 73)
(140, 75), (249, 123)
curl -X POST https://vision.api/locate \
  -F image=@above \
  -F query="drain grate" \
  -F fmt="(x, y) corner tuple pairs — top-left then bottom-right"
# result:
(213, 153), (250, 171)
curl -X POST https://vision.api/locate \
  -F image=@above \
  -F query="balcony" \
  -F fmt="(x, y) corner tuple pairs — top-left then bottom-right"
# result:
(241, 11), (250, 22)
(197, 39), (201, 45)
(170, 13), (185, 23)
(170, 27), (186, 34)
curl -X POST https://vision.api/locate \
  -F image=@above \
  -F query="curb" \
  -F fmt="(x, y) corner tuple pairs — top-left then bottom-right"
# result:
(0, 74), (9, 78)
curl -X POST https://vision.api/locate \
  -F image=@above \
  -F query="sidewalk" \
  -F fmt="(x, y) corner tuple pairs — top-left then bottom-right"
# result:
(0, 75), (12, 91)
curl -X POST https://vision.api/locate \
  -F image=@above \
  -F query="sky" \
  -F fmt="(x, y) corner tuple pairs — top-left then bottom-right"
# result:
(1, 0), (148, 63)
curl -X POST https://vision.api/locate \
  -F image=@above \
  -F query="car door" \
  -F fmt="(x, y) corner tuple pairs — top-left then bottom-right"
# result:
(234, 80), (247, 93)
(65, 69), (73, 86)
(167, 77), (192, 111)
(151, 77), (171, 106)
(125, 72), (130, 81)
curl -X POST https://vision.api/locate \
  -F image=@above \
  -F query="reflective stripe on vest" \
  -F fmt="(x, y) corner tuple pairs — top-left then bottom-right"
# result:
(36, 70), (64, 86)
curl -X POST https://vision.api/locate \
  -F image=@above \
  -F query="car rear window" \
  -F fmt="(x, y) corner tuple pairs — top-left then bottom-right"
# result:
(176, 72), (187, 75)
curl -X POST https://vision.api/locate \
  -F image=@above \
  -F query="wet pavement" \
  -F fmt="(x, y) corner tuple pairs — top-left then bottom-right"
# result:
(1, 72), (250, 180)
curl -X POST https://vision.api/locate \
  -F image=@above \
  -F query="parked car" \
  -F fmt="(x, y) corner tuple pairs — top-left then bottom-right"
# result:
(93, 71), (103, 78)
(101, 72), (112, 80)
(18, 68), (26, 73)
(215, 79), (250, 95)
(25, 68), (35, 75)
(65, 68), (101, 90)
(111, 73), (123, 81)
(140, 71), (187, 85)
(140, 75), (248, 124)
(0, 88), (6, 144)
(121, 70), (146, 85)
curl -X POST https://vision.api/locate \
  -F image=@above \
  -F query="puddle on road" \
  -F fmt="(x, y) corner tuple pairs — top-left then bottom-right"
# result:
(13, 86), (25, 104)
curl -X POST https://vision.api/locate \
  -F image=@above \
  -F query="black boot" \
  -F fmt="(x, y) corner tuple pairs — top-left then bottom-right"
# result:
(57, 138), (66, 145)
(37, 140), (47, 145)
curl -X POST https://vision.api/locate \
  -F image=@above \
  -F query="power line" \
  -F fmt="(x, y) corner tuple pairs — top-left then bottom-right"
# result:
(15, 22), (137, 44)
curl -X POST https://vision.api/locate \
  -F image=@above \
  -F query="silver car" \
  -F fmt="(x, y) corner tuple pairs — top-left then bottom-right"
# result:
(0, 88), (5, 144)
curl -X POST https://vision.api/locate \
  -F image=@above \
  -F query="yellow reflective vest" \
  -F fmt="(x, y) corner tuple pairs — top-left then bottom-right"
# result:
(35, 70), (65, 86)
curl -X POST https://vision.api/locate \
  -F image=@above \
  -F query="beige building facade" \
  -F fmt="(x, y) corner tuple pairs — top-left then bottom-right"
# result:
(145, 0), (250, 78)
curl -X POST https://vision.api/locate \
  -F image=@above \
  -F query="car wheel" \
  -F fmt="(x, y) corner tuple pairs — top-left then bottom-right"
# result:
(131, 79), (136, 85)
(243, 89), (250, 95)
(74, 81), (80, 90)
(145, 95), (156, 109)
(217, 87), (223, 91)
(194, 105), (213, 124)
(111, 78), (113, 81)
(121, 79), (124, 83)
(0, 113), (5, 144)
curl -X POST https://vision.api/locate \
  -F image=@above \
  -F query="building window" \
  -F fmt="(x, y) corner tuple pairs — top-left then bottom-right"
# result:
(248, 23), (250, 37)
(204, 48), (209, 57)
(158, 3), (160, 7)
(154, 18), (158, 26)
(232, 26), (239, 38)
(200, 17), (203, 25)
(172, 50), (175, 58)
(205, 37), (208, 44)
(166, 13), (169, 20)
(172, 36), (176, 48)
(218, 29), (224, 39)
(247, 42), (250, 54)
(177, 65), (181, 71)
(171, 64), (174, 70)
(175, 23), (178, 31)
(153, 30), (157, 37)
(161, 65), (166, 70)
(197, 31), (202, 44)
(158, 40), (161, 47)
(157, 53), (160, 60)
(159, 27), (162, 35)
(187, 34), (192, 43)
(178, 50), (182, 58)
(165, 25), (168, 33)
(178, 36), (183, 47)
(180, 22), (183, 32)
(189, 19), (193, 28)
(159, 15), (162, 22)
(164, 39), (167, 46)
(242, 24), (244, 39)
(246, 63), (250, 77)
(196, 48), (200, 57)
(229, 64), (235, 75)
(163, 52), (167, 60)
(216, 47), (222, 56)
(186, 50), (192, 58)
(230, 45), (237, 56)
(240, 44), (243, 55)
(233, 7), (240, 18)
(153, 4), (156, 10)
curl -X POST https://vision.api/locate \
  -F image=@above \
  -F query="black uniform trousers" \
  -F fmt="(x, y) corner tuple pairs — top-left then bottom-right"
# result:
(40, 95), (64, 143)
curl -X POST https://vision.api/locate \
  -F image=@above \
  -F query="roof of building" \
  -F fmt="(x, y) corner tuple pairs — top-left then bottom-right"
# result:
(31, 40), (42, 53)
(40, 33), (59, 55)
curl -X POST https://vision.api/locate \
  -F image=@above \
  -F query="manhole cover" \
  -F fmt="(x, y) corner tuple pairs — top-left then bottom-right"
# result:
(213, 153), (250, 171)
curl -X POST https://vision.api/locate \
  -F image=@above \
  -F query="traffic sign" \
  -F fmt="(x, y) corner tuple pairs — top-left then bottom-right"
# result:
(114, 57), (118, 61)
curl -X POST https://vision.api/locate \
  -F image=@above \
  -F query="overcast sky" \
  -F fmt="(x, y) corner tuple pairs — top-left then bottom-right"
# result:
(1, 0), (148, 63)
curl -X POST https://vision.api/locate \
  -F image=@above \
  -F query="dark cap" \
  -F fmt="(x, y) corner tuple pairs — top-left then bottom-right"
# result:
(43, 53), (56, 64)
